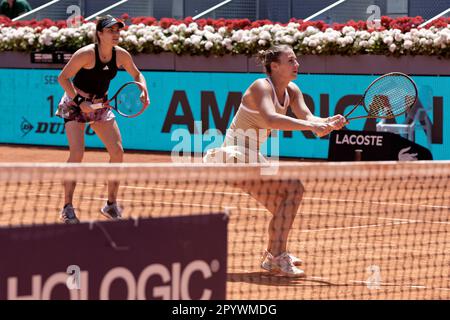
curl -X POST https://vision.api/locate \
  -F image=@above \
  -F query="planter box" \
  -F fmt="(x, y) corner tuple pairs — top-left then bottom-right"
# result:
(0, 51), (449, 75)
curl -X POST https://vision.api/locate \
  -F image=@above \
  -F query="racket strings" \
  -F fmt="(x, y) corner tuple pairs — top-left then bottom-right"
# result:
(117, 83), (145, 117)
(365, 74), (417, 118)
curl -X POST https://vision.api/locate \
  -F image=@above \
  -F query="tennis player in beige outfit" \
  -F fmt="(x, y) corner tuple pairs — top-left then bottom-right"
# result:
(204, 45), (346, 277)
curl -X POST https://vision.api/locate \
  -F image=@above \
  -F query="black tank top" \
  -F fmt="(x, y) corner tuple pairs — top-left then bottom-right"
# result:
(73, 44), (118, 97)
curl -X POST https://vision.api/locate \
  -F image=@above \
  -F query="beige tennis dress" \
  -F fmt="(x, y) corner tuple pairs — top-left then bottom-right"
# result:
(203, 78), (290, 164)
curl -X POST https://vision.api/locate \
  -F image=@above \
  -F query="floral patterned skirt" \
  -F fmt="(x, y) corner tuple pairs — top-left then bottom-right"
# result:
(55, 92), (115, 124)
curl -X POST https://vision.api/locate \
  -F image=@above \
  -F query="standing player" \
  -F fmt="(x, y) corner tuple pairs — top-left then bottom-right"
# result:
(56, 15), (149, 224)
(204, 45), (346, 277)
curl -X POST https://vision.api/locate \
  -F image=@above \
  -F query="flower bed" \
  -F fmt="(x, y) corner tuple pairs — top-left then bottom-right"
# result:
(0, 15), (449, 57)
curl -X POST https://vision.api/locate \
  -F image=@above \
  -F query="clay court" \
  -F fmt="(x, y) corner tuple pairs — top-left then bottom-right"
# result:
(1, 144), (449, 300)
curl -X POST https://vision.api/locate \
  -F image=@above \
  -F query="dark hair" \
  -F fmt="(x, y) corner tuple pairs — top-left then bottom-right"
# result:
(256, 45), (293, 74)
(95, 16), (110, 44)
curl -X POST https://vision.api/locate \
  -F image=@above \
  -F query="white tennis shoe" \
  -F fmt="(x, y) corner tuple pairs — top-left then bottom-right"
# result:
(60, 204), (80, 224)
(261, 250), (305, 278)
(100, 202), (123, 220)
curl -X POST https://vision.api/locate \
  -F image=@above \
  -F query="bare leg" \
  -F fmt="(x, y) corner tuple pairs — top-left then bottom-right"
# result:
(265, 180), (303, 256)
(90, 119), (123, 202)
(64, 121), (86, 205)
(234, 178), (304, 257)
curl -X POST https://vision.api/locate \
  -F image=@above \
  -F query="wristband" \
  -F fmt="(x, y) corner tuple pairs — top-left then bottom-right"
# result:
(73, 94), (85, 107)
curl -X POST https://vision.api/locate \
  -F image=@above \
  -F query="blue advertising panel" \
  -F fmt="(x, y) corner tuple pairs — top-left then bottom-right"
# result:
(0, 69), (446, 159)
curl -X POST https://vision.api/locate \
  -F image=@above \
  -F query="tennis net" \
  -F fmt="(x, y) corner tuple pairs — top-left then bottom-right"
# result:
(0, 161), (449, 299)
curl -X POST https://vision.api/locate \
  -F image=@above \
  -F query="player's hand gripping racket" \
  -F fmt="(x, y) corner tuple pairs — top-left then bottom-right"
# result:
(91, 81), (149, 118)
(317, 72), (418, 137)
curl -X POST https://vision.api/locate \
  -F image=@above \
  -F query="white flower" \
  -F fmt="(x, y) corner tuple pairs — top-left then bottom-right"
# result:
(169, 34), (179, 42)
(394, 33), (403, 42)
(169, 25), (178, 33)
(359, 40), (369, 48)
(305, 26), (318, 35)
(222, 38), (233, 50)
(258, 39), (267, 46)
(218, 27), (227, 35)
(162, 39), (171, 50)
(403, 40), (413, 49)
(383, 36), (394, 45)
(308, 39), (318, 47)
(358, 31), (371, 40)
(191, 34), (202, 46)
(282, 35), (294, 44)
(205, 41), (214, 50)
(204, 31), (215, 41)
(343, 35), (354, 44)
(433, 37), (441, 46)
(178, 24), (187, 32)
(271, 24), (282, 33)
(125, 35), (138, 45)
(326, 33), (337, 42)
(231, 30), (243, 42)
(259, 30), (271, 40)
(337, 38), (346, 47)
(342, 26), (356, 34)
(1, 18), (449, 56)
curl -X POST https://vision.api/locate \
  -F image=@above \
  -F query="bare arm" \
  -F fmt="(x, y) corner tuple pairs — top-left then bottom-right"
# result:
(289, 83), (329, 122)
(117, 48), (150, 107)
(288, 83), (347, 133)
(251, 80), (332, 135)
(57, 48), (98, 113)
(57, 48), (91, 99)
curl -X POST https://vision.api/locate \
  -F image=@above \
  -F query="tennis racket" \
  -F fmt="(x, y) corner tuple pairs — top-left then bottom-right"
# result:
(91, 81), (148, 118)
(317, 72), (418, 137)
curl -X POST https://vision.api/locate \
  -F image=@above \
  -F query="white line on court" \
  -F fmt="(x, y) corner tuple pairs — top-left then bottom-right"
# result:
(78, 183), (450, 210)
(4, 188), (450, 232)
(4, 190), (450, 295)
